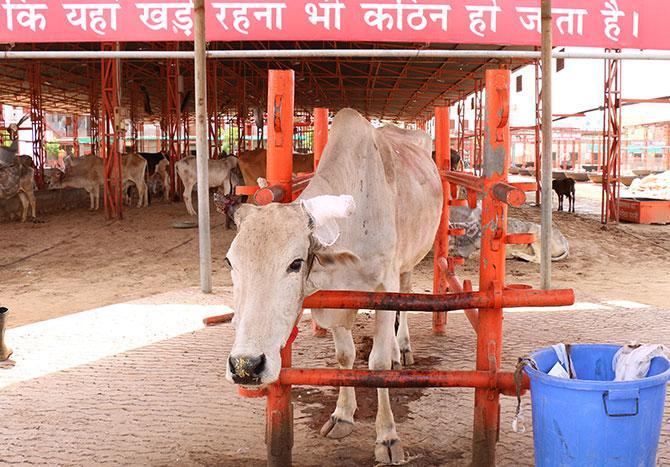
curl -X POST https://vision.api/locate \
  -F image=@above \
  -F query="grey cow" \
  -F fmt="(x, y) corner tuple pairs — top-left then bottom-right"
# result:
(449, 206), (569, 263)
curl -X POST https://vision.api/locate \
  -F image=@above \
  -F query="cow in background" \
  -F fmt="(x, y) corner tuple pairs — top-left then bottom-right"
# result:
(552, 178), (576, 213)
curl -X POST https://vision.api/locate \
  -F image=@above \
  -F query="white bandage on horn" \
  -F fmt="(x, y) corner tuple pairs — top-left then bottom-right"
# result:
(301, 195), (355, 247)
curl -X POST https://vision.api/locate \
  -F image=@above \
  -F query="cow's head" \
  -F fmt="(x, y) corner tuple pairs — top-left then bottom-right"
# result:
(47, 167), (65, 188)
(448, 220), (482, 259)
(225, 195), (356, 386)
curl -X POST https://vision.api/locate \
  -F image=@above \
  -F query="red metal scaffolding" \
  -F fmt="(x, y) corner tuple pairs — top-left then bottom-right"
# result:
(100, 43), (122, 220)
(28, 63), (45, 188)
(602, 50), (622, 224)
(534, 57), (542, 205)
(473, 79), (484, 174)
(165, 47), (182, 198)
(207, 61), (221, 158)
(88, 72), (100, 157)
(456, 92), (466, 163)
(223, 69), (574, 467)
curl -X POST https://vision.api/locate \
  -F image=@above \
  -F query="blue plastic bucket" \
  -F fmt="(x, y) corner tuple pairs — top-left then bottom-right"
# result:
(525, 344), (670, 467)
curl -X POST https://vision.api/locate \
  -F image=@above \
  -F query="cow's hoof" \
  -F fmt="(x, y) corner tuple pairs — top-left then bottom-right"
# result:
(320, 415), (354, 439)
(391, 359), (402, 370)
(374, 438), (405, 465)
(401, 349), (414, 366)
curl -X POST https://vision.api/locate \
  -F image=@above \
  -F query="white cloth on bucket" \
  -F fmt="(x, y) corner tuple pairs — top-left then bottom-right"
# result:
(548, 343), (573, 379)
(613, 343), (670, 381)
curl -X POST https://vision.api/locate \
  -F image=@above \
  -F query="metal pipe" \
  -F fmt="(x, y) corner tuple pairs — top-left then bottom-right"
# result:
(267, 70), (294, 203)
(540, 0), (553, 290)
(279, 368), (529, 391)
(194, 0), (211, 293)
(303, 288), (574, 311)
(4, 49), (670, 61)
(313, 107), (328, 170)
(432, 106), (450, 335)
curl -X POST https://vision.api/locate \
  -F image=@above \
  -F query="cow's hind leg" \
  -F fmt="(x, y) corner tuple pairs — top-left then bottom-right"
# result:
(371, 282), (405, 464)
(183, 182), (196, 215)
(320, 325), (357, 439)
(396, 271), (414, 366)
(26, 190), (37, 220)
(17, 192), (29, 222)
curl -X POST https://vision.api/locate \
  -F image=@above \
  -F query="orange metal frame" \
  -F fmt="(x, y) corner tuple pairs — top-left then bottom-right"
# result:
(100, 43), (122, 220)
(230, 69), (574, 467)
(165, 46), (182, 198)
(28, 63), (46, 188)
(602, 50), (622, 224)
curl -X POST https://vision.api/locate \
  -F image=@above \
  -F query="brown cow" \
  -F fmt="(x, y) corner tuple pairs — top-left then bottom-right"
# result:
(237, 148), (314, 187)
(0, 156), (36, 222)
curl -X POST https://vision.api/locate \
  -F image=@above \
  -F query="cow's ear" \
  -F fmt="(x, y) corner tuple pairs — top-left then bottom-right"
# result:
(314, 250), (360, 267)
(301, 195), (355, 247)
(233, 203), (256, 227)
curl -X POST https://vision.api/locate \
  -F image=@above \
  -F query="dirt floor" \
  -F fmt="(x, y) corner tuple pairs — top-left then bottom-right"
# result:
(1, 182), (669, 328)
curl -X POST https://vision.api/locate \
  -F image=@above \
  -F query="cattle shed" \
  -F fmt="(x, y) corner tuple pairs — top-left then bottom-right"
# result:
(2, 1), (670, 466)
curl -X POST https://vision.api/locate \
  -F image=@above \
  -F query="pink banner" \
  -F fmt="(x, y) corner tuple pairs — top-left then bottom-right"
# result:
(0, 0), (666, 50)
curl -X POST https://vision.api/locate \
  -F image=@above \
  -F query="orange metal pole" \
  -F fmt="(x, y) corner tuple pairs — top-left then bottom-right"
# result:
(433, 106), (450, 335)
(266, 70), (294, 203)
(280, 368), (529, 391)
(302, 289), (573, 311)
(473, 69), (510, 467)
(310, 106), (328, 338)
(313, 107), (328, 170)
(266, 70), (296, 466)
(267, 343), (293, 467)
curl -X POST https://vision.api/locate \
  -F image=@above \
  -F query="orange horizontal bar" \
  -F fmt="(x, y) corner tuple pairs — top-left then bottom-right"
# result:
(506, 233), (535, 245)
(235, 185), (260, 196)
(510, 182), (538, 192)
(279, 368), (529, 391)
(302, 288), (574, 312)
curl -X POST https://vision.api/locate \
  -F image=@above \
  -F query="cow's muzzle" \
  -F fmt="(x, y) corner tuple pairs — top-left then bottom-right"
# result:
(228, 353), (266, 385)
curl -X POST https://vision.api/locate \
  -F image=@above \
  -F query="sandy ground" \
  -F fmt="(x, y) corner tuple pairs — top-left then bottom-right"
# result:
(1, 182), (669, 328)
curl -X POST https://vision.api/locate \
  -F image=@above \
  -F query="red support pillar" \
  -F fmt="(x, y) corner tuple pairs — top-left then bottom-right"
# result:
(472, 69), (510, 467)
(265, 69), (295, 466)
(72, 115), (80, 158)
(432, 106), (450, 335)
(100, 42), (122, 220)
(534, 58), (542, 204)
(166, 47), (182, 199)
(602, 50), (622, 224)
(474, 79), (484, 175)
(28, 63), (45, 188)
(207, 61), (220, 159)
(457, 94), (466, 165)
(89, 79), (99, 157)
(266, 70), (294, 202)
(311, 106), (329, 337)
(313, 107), (328, 170)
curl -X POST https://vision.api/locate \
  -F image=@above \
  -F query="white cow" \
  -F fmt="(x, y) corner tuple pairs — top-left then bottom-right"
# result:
(225, 109), (442, 464)
(175, 156), (240, 216)
(50, 153), (149, 209)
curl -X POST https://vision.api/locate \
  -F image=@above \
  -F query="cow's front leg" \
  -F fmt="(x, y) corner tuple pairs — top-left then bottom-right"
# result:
(320, 325), (357, 439)
(371, 309), (404, 464)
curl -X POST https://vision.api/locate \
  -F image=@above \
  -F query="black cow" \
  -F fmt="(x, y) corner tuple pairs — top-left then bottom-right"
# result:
(552, 178), (575, 213)
(431, 148), (462, 170)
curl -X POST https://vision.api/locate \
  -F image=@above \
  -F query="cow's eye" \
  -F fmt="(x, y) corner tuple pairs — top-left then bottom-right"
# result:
(224, 257), (232, 269)
(287, 259), (304, 273)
